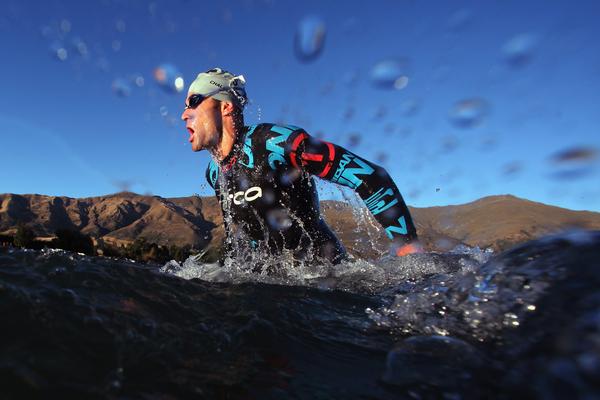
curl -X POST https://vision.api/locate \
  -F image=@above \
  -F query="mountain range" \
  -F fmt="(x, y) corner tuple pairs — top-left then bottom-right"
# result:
(1, 192), (599, 257)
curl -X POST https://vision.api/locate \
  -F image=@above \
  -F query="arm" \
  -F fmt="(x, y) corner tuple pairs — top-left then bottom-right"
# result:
(284, 129), (422, 255)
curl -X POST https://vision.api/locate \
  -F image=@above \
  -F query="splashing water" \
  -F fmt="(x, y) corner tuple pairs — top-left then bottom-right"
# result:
(2, 229), (600, 398)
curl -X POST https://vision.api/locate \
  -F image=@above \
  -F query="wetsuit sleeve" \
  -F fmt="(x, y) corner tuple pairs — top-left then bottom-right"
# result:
(284, 130), (418, 245)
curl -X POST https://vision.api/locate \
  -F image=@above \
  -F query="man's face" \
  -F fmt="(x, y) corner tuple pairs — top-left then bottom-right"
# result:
(181, 94), (222, 152)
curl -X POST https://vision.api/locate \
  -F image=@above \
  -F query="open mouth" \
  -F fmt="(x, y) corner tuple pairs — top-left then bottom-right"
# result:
(187, 127), (195, 142)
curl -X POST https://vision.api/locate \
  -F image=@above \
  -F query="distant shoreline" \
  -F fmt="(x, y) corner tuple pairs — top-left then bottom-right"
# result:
(1, 192), (599, 258)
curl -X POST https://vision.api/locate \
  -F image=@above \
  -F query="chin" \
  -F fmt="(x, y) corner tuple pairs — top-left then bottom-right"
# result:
(192, 143), (205, 152)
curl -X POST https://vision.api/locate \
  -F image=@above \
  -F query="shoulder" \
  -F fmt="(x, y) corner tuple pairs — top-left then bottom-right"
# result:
(245, 123), (306, 143)
(247, 123), (308, 170)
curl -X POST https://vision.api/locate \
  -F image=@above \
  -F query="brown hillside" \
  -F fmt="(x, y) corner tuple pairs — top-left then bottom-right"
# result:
(1, 192), (599, 256)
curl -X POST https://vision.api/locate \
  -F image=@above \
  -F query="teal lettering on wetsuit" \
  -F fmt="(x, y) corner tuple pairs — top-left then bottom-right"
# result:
(365, 187), (399, 215)
(385, 215), (408, 239)
(331, 153), (374, 190)
(267, 125), (294, 169)
(240, 124), (258, 168)
(208, 159), (219, 188)
(205, 123), (419, 263)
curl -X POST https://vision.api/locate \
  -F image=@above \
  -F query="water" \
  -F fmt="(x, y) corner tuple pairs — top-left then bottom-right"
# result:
(1, 230), (599, 399)
(294, 16), (326, 63)
(370, 59), (411, 90)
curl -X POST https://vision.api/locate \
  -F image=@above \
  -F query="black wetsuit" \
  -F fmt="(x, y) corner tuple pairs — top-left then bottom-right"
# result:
(206, 123), (417, 263)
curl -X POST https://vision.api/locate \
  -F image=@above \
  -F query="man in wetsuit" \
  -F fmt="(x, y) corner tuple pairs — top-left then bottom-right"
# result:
(181, 67), (422, 263)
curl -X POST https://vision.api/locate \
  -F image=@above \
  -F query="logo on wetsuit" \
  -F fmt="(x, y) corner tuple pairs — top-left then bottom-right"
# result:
(331, 153), (375, 190)
(227, 186), (263, 205)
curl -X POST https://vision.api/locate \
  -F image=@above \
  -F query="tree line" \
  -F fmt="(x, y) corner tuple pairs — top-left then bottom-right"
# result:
(0, 223), (220, 264)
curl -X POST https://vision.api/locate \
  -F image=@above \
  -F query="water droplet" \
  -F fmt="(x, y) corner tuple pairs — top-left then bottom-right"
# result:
(112, 79), (131, 97)
(148, 2), (158, 16)
(347, 132), (361, 147)
(342, 70), (359, 86)
(115, 19), (126, 33)
(70, 37), (89, 57)
(113, 180), (132, 192)
(262, 188), (276, 204)
(281, 169), (302, 186)
(222, 8), (233, 23)
(503, 33), (537, 68)
(448, 98), (489, 129)
(548, 168), (595, 181)
(398, 127), (412, 137)
(375, 152), (388, 164)
(133, 75), (145, 87)
(384, 123), (396, 134)
(547, 147), (598, 181)
(319, 81), (334, 95)
(112, 40), (121, 52)
(370, 59), (411, 90)
(550, 147), (598, 164)
(400, 98), (421, 117)
(266, 209), (293, 230)
(60, 19), (71, 34)
(159, 106), (168, 117)
(294, 16), (326, 62)
(394, 76), (409, 90)
(446, 9), (472, 32)
(372, 105), (387, 120)
(343, 106), (355, 121)
(440, 135), (459, 153)
(341, 16), (359, 34)
(502, 161), (523, 177)
(153, 63), (185, 93)
(49, 41), (68, 61)
(40, 25), (54, 38)
(174, 76), (185, 92)
(480, 135), (498, 151)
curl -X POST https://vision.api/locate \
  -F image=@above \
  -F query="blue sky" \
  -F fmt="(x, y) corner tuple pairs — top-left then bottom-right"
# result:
(1, 0), (599, 211)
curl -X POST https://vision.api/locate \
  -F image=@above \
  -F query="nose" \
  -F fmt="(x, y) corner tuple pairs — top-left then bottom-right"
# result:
(181, 108), (189, 121)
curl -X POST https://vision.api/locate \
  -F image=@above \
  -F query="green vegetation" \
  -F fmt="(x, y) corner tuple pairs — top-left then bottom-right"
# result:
(0, 233), (14, 246)
(120, 237), (192, 263)
(53, 229), (95, 256)
(14, 223), (35, 248)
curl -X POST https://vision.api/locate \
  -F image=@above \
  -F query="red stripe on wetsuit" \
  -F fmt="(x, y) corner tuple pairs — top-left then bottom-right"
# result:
(289, 133), (335, 178)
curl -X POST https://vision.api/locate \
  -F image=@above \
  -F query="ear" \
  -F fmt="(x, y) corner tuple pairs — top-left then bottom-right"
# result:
(221, 101), (235, 117)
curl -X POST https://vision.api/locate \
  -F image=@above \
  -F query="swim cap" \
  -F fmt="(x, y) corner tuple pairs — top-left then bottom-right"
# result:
(187, 67), (248, 108)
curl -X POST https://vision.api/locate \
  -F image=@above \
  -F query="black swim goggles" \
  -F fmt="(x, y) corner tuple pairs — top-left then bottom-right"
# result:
(184, 78), (247, 110)
(184, 86), (229, 110)
(184, 93), (208, 110)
